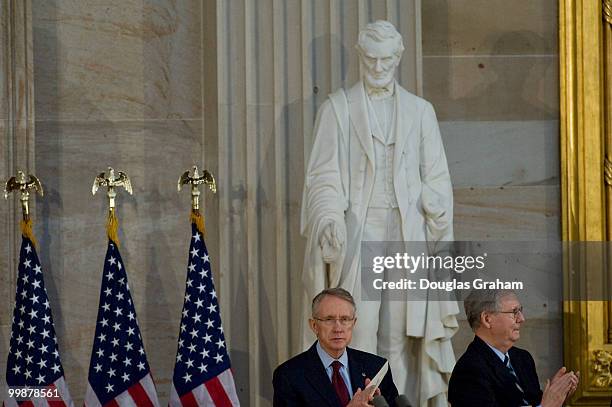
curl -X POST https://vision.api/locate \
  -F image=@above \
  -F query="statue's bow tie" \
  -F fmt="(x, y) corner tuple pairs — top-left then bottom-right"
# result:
(368, 86), (393, 100)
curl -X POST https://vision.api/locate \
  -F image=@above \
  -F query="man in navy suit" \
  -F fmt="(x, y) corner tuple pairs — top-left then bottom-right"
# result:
(449, 289), (579, 407)
(273, 288), (399, 406)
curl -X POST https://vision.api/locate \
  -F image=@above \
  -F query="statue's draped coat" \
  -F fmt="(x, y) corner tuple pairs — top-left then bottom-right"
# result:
(301, 81), (459, 406)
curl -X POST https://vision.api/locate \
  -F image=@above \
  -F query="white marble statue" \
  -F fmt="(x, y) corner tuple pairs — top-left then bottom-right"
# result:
(300, 20), (459, 407)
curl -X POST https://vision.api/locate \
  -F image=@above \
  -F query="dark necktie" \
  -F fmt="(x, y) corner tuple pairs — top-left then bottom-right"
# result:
(503, 355), (528, 405)
(331, 360), (350, 407)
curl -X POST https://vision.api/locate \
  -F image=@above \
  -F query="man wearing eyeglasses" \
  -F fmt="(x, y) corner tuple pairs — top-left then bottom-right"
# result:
(448, 289), (579, 407)
(273, 288), (399, 406)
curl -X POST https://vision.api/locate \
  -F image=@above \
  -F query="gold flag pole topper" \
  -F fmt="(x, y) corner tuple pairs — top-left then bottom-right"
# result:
(178, 165), (216, 234)
(4, 170), (44, 245)
(92, 167), (133, 245)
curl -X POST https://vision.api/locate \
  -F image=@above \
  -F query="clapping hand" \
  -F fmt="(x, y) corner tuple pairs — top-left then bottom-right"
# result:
(541, 367), (580, 407)
(552, 367), (579, 404)
(347, 378), (380, 407)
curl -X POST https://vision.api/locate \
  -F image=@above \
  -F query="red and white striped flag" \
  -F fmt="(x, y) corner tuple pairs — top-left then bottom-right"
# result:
(3, 228), (74, 407)
(169, 220), (239, 406)
(84, 238), (159, 407)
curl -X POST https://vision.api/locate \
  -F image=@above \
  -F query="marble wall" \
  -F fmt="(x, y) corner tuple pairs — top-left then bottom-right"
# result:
(25, 0), (204, 403)
(422, 0), (562, 382)
(0, 0), (561, 405)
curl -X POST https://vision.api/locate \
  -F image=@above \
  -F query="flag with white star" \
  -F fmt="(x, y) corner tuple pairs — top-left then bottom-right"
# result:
(84, 240), (160, 407)
(4, 235), (74, 407)
(169, 223), (239, 406)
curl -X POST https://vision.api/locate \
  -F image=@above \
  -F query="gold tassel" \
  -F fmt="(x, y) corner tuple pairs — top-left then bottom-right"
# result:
(20, 218), (37, 248)
(107, 209), (120, 246)
(190, 209), (206, 236)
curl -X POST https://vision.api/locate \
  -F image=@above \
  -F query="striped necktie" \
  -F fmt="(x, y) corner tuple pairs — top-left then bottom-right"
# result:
(503, 355), (529, 405)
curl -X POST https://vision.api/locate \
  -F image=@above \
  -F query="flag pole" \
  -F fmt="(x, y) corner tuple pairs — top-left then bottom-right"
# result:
(4, 170), (44, 245)
(177, 165), (217, 235)
(91, 167), (133, 246)
(172, 166), (240, 405)
(3, 172), (76, 406)
(86, 167), (160, 407)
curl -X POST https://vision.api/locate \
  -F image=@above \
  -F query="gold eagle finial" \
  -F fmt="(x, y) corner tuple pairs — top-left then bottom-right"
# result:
(92, 167), (133, 210)
(178, 165), (216, 210)
(4, 171), (44, 220)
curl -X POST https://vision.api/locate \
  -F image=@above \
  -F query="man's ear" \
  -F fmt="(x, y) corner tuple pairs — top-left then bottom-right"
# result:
(393, 51), (403, 67)
(395, 56), (402, 67)
(309, 319), (318, 337)
(480, 311), (492, 329)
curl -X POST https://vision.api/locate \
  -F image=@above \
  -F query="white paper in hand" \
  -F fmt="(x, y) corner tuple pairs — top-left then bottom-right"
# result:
(365, 361), (389, 392)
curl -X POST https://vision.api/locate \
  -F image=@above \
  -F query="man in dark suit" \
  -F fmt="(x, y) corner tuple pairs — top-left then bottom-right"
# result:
(449, 289), (579, 407)
(273, 288), (399, 406)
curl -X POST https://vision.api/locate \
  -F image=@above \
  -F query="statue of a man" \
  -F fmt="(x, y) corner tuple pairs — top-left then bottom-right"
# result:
(301, 20), (458, 406)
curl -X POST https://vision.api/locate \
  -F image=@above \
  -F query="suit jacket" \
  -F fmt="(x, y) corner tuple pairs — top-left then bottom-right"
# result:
(448, 336), (543, 407)
(273, 342), (399, 406)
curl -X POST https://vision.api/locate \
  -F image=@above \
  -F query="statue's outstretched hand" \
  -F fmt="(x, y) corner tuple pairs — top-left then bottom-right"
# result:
(319, 222), (344, 263)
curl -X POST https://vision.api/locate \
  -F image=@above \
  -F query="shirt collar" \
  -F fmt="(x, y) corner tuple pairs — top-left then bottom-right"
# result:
(482, 339), (508, 363)
(365, 81), (395, 101)
(316, 341), (349, 369)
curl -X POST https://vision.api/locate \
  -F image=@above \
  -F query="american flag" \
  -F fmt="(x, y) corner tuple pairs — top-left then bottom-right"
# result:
(4, 235), (74, 407)
(84, 240), (159, 407)
(169, 224), (239, 406)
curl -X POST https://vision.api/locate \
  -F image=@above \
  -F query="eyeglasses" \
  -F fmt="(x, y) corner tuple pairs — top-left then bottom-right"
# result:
(497, 306), (524, 320)
(313, 317), (356, 327)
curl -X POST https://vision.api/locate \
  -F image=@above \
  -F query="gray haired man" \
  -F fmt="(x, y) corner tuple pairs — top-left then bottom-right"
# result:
(273, 288), (398, 406)
(449, 289), (579, 407)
